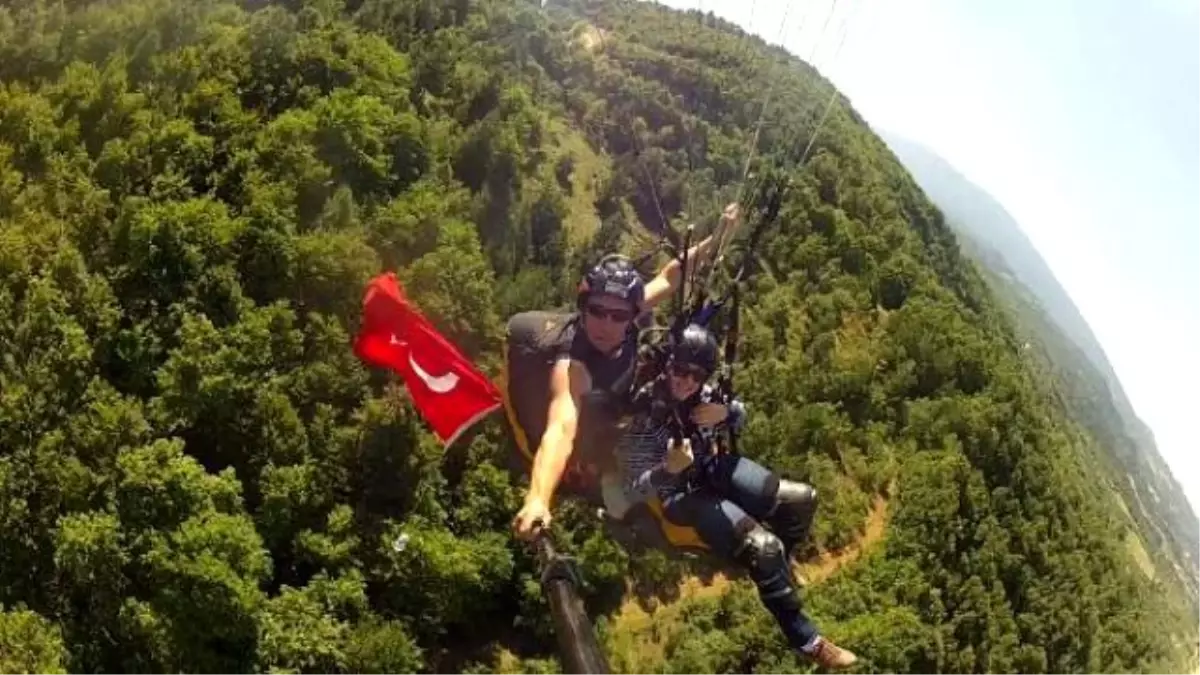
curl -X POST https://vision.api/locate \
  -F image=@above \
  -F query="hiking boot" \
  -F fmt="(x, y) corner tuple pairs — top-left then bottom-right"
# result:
(802, 636), (858, 669)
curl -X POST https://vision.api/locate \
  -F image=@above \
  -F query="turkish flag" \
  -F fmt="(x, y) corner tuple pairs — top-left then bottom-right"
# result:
(353, 272), (502, 446)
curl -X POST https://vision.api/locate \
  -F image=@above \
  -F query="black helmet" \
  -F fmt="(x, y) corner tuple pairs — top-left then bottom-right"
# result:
(578, 254), (645, 310)
(669, 323), (718, 376)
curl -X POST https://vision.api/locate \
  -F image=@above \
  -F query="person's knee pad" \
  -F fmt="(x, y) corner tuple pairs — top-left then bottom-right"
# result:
(769, 480), (818, 542)
(774, 480), (817, 517)
(734, 523), (801, 611)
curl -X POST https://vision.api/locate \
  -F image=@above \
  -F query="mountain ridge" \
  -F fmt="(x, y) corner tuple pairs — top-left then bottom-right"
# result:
(879, 130), (1199, 596)
(877, 132), (1123, 391)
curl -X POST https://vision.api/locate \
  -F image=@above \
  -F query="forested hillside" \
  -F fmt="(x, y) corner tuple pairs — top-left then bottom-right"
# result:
(0, 0), (1195, 673)
(878, 133), (1177, 458)
(880, 133), (1199, 601)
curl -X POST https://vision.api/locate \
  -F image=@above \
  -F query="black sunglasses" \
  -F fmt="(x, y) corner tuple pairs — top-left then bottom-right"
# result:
(669, 363), (709, 381)
(585, 304), (635, 323)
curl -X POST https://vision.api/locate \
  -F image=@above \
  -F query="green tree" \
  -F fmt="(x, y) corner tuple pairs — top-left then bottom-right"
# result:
(0, 606), (68, 674)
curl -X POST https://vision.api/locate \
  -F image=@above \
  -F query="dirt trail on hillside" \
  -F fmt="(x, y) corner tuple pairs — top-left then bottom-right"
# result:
(798, 491), (890, 585)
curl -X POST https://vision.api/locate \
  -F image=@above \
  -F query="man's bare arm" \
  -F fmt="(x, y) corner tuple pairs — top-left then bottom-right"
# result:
(527, 359), (589, 506)
(643, 202), (740, 310)
(642, 235), (717, 310)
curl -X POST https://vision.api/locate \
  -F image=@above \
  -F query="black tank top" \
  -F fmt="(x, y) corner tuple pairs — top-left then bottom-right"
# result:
(504, 310), (639, 445)
(560, 314), (638, 394)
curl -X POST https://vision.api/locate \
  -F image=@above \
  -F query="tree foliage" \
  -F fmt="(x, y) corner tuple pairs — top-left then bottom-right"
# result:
(0, 0), (1193, 672)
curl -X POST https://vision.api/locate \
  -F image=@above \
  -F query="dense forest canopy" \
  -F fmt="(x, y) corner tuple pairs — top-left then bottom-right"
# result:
(0, 0), (1195, 673)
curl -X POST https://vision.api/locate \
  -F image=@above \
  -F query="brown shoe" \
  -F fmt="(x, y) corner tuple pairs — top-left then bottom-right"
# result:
(803, 636), (858, 669)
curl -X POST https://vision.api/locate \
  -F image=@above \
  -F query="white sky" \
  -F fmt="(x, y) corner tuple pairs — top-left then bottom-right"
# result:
(651, 0), (1200, 510)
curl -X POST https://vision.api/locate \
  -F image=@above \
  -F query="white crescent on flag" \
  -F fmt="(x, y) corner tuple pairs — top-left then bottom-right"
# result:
(409, 353), (460, 393)
(390, 334), (460, 394)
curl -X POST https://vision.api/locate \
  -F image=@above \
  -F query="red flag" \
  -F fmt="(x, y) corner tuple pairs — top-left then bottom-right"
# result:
(353, 272), (502, 446)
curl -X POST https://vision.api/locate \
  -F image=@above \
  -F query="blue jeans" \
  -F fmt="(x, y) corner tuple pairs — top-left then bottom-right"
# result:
(661, 454), (820, 652)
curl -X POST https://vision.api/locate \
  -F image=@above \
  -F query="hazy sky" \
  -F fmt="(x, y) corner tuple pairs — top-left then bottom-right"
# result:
(651, 0), (1200, 509)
